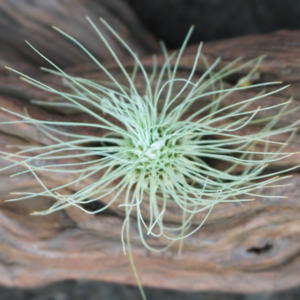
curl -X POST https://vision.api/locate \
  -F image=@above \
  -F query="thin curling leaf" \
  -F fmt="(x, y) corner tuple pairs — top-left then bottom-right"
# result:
(1, 18), (299, 256)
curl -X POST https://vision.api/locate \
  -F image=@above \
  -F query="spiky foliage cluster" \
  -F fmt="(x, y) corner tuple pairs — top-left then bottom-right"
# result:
(1, 18), (297, 255)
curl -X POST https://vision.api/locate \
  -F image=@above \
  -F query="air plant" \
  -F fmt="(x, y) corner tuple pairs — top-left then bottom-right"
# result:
(1, 17), (298, 300)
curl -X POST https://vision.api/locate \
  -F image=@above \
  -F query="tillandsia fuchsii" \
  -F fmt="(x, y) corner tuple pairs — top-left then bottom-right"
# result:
(0, 17), (299, 300)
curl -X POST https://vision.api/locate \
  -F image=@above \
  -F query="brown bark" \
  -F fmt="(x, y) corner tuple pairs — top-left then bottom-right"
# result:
(1, 1), (300, 294)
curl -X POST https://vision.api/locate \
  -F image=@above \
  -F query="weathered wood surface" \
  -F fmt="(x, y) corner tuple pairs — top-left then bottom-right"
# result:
(0, 0), (159, 74)
(1, 0), (300, 294)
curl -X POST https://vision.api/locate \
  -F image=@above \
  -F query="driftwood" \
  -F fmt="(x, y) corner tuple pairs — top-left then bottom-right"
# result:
(0, 0), (159, 74)
(1, 0), (300, 294)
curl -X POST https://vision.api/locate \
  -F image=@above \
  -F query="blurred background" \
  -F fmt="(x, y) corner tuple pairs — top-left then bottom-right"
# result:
(2, 279), (300, 300)
(1, 0), (300, 299)
(127, 0), (300, 48)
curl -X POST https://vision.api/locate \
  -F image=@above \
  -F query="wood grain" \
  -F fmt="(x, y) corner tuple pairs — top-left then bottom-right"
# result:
(0, 0), (159, 75)
(1, 2), (300, 293)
